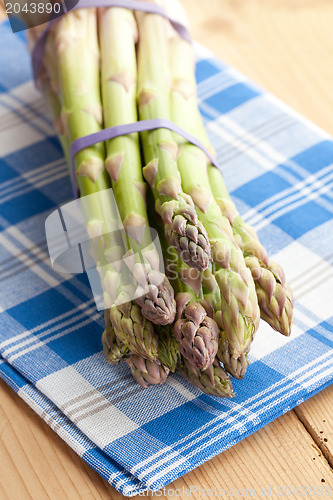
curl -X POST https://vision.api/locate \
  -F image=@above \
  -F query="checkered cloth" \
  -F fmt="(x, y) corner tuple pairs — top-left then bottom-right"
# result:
(0, 19), (332, 497)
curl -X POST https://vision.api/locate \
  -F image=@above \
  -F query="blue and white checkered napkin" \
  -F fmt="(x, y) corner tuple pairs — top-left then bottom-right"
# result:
(0, 20), (332, 497)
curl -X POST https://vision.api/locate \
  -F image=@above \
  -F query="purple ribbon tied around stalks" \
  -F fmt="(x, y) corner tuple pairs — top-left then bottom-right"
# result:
(32, 0), (221, 199)
(70, 119), (220, 199)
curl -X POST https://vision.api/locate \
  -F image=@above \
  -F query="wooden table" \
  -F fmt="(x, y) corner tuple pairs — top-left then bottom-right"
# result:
(0, 1), (333, 498)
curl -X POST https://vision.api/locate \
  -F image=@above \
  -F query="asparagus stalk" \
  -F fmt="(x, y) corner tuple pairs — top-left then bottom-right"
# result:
(35, 61), (178, 369)
(157, 325), (180, 372)
(126, 355), (169, 388)
(35, 22), (122, 310)
(207, 165), (294, 336)
(99, 7), (176, 326)
(169, 34), (260, 358)
(50, 9), (128, 310)
(217, 335), (249, 380)
(37, 11), (163, 361)
(135, 10), (211, 272)
(178, 358), (234, 398)
(53, 10), (108, 193)
(200, 272), (250, 379)
(102, 310), (130, 365)
(173, 290), (218, 371)
(109, 291), (159, 361)
(150, 206), (218, 370)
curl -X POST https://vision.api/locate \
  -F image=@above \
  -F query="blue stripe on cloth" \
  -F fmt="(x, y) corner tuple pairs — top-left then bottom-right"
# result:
(0, 357), (27, 389)
(204, 82), (260, 114)
(1, 137), (64, 176)
(0, 163), (18, 183)
(306, 321), (333, 349)
(195, 59), (222, 83)
(233, 171), (292, 207)
(4, 284), (94, 333)
(0, 22), (31, 92)
(291, 140), (333, 174)
(274, 200), (332, 238)
(0, 18), (332, 496)
(1, 189), (55, 225)
(47, 324), (103, 365)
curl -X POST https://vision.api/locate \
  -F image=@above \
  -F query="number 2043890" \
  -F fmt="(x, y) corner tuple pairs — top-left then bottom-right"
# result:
(5, 2), (61, 15)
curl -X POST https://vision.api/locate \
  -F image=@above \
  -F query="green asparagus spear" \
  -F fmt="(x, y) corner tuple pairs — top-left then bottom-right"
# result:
(178, 358), (234, 398)
(102, 310), (130, 365)
(50, 9), (127, 308)
(200, 271), (250, 379)
(36, 61), (177, 369)
(99, 7), (176, 326)
(54, 9), (109, 193)
(157, 325), (180, 372)
(126, 355), (169, 388)
(135, 10), (211, 272)
(217, 335), (249, 380)
(169, 34), (260, 358)
(208, 165), (293, 336)
(109, 291), (159, 361)
(150, 206), (218, 370)
(39, 11), (161, 358)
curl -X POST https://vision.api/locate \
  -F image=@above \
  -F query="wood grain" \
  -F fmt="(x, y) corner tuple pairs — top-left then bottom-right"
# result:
(181, 0), (333, 136)
(0, 0), (333, 497)
(0, 1), (5, 21)
(295, 386), (333, 469)
(0, 380), (123, 500)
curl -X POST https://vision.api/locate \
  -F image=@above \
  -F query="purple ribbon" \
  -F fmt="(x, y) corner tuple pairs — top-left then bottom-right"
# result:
(70, 119), (219, 199)
(32, 0), (191, 82)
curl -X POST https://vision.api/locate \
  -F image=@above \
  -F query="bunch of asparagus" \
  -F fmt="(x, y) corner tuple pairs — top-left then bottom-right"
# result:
(30, 0), (293, 398)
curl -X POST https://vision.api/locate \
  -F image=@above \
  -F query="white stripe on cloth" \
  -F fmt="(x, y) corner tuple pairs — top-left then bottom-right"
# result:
(212, 113), (332, 195)
(0, 81), (54, 131)
(6, 311), (101, 363)
(244, 165), (333, 224)
(266, 93), (332, 141)
(38, 367), (139, 446)
(0, 298), (96, 350)
(17, 386), (89, 458)
(0, 119), (45, 157)
(197, 69), (247, 101)
(0, 170), (69, 205)
(0, 158), (66, 197)
(1, 225), (95, 308)
(0, 230), (61, 288)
